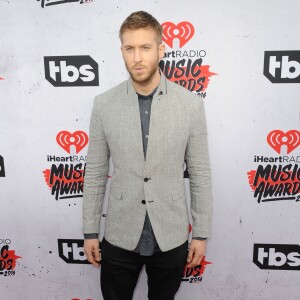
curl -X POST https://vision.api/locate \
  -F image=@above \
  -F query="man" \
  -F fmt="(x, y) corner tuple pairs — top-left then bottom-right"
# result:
(83, 11), (212, 300)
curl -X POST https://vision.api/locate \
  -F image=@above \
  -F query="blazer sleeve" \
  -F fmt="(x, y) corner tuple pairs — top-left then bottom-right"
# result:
(185, 97), (213, 238)
(82, 96), (110, 234)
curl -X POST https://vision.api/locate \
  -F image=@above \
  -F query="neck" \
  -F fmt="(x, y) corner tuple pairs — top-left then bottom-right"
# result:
(131, 68), (161, 95)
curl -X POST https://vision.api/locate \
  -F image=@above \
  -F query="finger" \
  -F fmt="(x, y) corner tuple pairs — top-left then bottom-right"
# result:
(86, 252), (98, 266)
(186, 255), (197, 268)
(187, 251), (202, 268)
(92, 259), (100, 267)
(90, 255), (100, 267)
(85, 249), (100, 267)
(187, 247), (194, 263)
(93, 247), (101, 263)
(196, 255), (204, 266)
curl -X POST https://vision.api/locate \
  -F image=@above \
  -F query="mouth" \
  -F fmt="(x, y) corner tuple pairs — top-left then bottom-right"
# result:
(133, 66), (146, 73)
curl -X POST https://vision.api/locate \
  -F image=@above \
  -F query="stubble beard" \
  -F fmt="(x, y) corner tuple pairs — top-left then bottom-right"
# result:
(126, 61), (159, 87)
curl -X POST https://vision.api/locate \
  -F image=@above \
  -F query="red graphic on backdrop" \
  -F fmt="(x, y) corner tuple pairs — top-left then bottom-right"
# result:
(160, 21), (217, 96)
(0, 77), (4, 80)
(56, 131), (88, 154)
(162, 22), (195, 48)
(160, 61), (217, 93)
(43, 163), (85, 200)
(248, 169), (298, 191)
(182, 256), (212, 283)
(247, 130), (300, 203)
(0, 245), (21, 275)
(267, 130), (300, 154)
(247, 168), (300, 203)
(43, 167), (85, 189)
(43, 131), (87, 200)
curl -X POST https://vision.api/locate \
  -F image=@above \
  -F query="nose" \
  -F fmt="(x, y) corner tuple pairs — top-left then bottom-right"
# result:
(133, 49), (142, 63)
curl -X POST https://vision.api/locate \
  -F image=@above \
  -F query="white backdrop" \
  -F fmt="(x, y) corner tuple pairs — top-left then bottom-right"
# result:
(1, 1), (300, 299)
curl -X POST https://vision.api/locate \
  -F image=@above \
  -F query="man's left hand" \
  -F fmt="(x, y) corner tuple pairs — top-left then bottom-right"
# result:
(186, 239), (206, 268)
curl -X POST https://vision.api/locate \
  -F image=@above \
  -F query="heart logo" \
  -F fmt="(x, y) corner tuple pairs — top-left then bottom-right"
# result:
(267, 130), (300, 154)
(162, 21), (195, 48)
(56, 130), (89, 154)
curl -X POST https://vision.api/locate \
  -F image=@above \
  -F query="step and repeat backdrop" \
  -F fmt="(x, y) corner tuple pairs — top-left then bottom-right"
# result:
(1, 1), (299, 299)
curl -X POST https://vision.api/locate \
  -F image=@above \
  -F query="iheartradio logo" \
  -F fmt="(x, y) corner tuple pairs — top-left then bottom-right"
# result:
(267, 130), (300, 154)
(56, 131), (89, 154)
(162, 21), (194, 48)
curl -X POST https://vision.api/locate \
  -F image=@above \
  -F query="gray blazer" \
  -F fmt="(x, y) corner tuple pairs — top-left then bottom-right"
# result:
(83, 74), (212, 252)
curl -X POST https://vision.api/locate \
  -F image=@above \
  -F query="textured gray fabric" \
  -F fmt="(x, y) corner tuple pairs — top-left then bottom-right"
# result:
(83, 89), (159, 255)
(83, 87), (206, 248)
(82, 74), (213, 252)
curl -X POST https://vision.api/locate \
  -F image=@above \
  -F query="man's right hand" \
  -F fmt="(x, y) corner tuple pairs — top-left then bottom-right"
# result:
(84, 239), (101, 267)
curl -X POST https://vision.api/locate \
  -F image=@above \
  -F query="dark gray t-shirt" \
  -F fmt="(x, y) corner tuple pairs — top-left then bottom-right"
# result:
(133, 88), (160, 256)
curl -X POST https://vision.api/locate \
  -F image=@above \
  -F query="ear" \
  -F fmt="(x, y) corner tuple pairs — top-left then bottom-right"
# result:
(158, 43), (165, 60)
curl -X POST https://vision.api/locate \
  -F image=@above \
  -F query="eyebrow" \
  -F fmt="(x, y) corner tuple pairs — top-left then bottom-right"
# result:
(123, 43), (153, 48)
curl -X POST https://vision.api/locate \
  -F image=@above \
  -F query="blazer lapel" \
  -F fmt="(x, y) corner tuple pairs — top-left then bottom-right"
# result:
(125, 80), (145, 167)
(144, 76), (168, 173)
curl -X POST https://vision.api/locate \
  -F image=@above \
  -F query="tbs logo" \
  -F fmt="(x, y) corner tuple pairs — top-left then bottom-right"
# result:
(253, 244), (300, 270)
(264, 51), (300, 83)
(58, 239), (100, 264)
(44, 56), (99, 87)
(0, 156), (5, 177)
(58, 239), (88, 264)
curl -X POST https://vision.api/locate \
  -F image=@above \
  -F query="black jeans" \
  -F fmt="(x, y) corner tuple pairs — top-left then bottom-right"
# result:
(100, 238), (188, 300)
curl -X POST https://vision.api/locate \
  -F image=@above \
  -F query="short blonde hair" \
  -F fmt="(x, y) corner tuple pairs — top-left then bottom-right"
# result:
(119, 11), (163, 44)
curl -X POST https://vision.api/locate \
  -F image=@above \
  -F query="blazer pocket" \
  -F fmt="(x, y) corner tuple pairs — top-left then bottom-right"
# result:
(171, 187), (185, 201)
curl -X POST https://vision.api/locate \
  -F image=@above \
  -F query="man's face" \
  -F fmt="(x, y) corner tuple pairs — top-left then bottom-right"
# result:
(121, 28), (165, 86)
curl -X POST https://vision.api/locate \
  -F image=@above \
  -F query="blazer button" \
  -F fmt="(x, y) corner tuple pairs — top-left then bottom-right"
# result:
(144, 178), (149, 182)
(141, 200), (146, 204)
